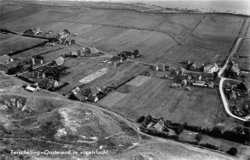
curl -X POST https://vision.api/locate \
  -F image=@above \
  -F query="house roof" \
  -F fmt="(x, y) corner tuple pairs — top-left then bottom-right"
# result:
(231, 64), (240, 73)
(54, 56), (64, 66)
(89, 47), (99, 54)
(193, 80), (206, 85)
(153, 120), (164, 131)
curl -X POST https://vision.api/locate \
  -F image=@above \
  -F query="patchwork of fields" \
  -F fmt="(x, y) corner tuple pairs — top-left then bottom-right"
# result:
(100, 76), (241, 129)
(1, 1), (248, 132)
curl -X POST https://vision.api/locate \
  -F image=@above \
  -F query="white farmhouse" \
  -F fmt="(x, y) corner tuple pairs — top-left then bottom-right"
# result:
(204, 63), (219, 73)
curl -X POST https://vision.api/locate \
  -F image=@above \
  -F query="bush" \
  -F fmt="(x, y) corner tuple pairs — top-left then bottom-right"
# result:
(136, 116), (145, 123)
(200, 143), (218, 150)
(175, 124), (184, 134)
(195, 133), (202, 141)
(227, 147), (238, 156)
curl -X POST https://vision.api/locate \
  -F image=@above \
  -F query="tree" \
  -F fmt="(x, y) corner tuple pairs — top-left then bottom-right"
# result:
(195, 133), (202, 141)
(136, 116), (145, 123)
(175, 124), (184, 134)
(227, 147), (238, 156)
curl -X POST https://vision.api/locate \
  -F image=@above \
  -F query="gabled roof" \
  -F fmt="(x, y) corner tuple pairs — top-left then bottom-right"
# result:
(89, 47), (99, 54)
(53, 56), (64, 66)
(153, 120), (164, 131)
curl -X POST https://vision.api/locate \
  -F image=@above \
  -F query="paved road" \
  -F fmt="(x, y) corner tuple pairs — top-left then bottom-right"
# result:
(218, 37), (250, 122)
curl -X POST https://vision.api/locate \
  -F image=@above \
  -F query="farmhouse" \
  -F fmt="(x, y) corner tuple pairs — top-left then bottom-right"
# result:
(152, 120), (165, 132)
(204, 63), (219, 73)
(0, 55), (13, 65)
(57, 29), (70, 40)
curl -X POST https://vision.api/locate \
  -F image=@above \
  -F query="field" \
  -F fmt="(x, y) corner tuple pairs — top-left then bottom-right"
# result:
(0, 34), (45, 56)
(1, 0), (247, 126)
(1, 1), (250, 159)
(185, 15), (244, 51)
(154, 43), (225, 66)
(99, 76), (241, 130)
(99, 92), (128, 107)
(234, 39), (250, 71)
(0, 71), (24, 90)
(126, 75), (151, 86)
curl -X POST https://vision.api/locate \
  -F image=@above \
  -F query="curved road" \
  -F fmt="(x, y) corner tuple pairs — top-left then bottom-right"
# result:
(218, 37), (250, 122)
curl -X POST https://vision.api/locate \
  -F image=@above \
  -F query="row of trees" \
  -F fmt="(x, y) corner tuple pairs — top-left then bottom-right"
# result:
(137, 115), (248, 156)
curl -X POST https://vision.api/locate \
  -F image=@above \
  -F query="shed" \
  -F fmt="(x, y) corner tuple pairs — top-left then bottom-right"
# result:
(192, 80), (206, 87)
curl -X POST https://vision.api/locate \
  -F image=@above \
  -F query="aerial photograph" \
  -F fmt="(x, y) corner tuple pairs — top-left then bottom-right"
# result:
(0, 0), (249, 159)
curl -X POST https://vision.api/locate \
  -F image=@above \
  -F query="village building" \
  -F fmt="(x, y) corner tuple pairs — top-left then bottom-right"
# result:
(207, 81), (214, 88)
(229, 90), (237, 100)
(146, 122), (154, 129)
(0, 55), (13, 65)
(52, 56), (64, 66)
(187, 75), (192, 80)
(192, 80), (206, 87)
(198, 74), (202, 80)
(23, 28), (42, 36)
(87, 95), (99, 102)
(204, 63), (219, 73)
(57, 29), (70, 40)
(31, 55), (44, 66)
(38, 78), (58, 90)
(181, 79), (187, 86)
(231, 63), (240, 76)
(171, 83), (181, 88)
(80, 47), (100, 57)
(33, 71), (46, 79)
(25, 84), (40, 92)
(152, 120), (165, 132)
(189, 63), (198, 71)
